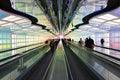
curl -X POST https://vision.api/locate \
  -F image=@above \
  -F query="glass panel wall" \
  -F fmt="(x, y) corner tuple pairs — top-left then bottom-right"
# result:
(110, 31), (120, 49)
(0, 31), (42, 59)
(95, 32), (110, 47)
(0, 32), (12, 59)
(0, 32), (12, 50)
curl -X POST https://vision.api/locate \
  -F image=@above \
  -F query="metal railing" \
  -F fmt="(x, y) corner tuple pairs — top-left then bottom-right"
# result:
(95, 45), (120, 52)
(0, 42), (44, 69)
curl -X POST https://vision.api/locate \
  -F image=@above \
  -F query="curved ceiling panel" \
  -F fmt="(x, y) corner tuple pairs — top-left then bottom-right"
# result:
(35, 0), (84, 33)
(73, 0), (120, 29)
(0, 0), (38, 24)
(0, 9), (31, 30)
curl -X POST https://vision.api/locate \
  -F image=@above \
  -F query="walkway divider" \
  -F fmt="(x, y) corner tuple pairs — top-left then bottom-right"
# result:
(44, 40), (69, 80)
(62, 40), (104, 80)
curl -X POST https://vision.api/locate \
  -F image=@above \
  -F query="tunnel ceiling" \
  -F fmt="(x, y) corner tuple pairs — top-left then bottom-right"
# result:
(7, 0), (119, 38)
(14, 0), (109, 35)
(35, 0), (84, 33)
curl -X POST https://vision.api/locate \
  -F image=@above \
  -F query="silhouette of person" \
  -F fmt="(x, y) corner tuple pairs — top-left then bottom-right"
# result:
(79, 38), (83, 46)
(100, 38), (104, 46)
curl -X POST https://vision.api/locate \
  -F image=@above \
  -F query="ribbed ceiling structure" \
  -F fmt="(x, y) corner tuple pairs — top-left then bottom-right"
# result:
(35, 0), (84, 34)
(1, 0), (119, 38)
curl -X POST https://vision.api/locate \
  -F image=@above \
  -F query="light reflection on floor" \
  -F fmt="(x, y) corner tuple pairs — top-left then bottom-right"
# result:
(58, 40), (63, 48)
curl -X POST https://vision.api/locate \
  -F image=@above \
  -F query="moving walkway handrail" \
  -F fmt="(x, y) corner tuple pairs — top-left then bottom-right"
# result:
(95, 45), (120, 52)
(0, 42), (43, 53)
(74, 41), (120, 52)
(0, 43), (42, 62)
(0, 42), (44, 62)
(0, 54), (20, 62)
(92, 47), (120, 61)
(93, 45), (120, 61)
(0, 47), (41, 69)
(0, 43), (45, 69)
(71, 41), (120, 60)
(69, 42), (120, 65)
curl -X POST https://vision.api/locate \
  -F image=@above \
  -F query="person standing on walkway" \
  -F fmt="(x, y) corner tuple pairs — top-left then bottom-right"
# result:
(79, 38), (84, 46)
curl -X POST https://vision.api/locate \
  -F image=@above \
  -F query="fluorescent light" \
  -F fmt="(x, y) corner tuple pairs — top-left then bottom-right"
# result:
(97, 1), (106, 4)
(90, 18), (105, 22)
(1, 23), (14, 26)
(30, 26), (36, 29)
(105, 21), (119, 25)
(90, 28), (107, 32)
(39, 30), (47, 32)
(113, 19), (120, 23)
(91, 27), (100, 30)
(0, 21), (7, 24)
(79, 25), (91, 29)
(79, 25), (92, 30)
(30, 26), (42, 29)
(22, 29), (30, 31)
(98, 14), (118, 20)
(15, 19), (30, 24)
(75, 29), (82, 32)
(2, 15), (16, 20)
(8, 17), (22, 21)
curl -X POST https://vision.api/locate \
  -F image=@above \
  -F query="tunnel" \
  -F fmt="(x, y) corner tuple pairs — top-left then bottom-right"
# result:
(0, 0), (120, 80)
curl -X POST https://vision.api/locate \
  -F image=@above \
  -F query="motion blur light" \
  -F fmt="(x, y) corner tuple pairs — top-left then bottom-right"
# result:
(58, 34), (64, 39)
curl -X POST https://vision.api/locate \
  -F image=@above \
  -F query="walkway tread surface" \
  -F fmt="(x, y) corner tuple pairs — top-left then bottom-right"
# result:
(46, 40), (68, 80)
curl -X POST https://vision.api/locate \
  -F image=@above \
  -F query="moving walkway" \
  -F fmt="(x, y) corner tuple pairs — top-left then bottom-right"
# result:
(1, 40), (120, 80)
(0, 42), (50, 80)
(69, 41), (120, 80)
(15, 40), (107, 80)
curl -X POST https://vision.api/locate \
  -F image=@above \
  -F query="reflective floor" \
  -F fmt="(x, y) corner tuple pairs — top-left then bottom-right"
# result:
(94, 47), (120, 59)
(46, 40), (68, 80)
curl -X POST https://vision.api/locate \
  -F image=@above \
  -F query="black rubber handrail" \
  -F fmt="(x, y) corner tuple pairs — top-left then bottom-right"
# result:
(0, 43), (44, 62)
(69, 42), (120, 64)
(95, 45), (120, 52)
(0, 54), (20, 62)
(70, 41), (120, 60)
(92, 49), (120, 62)
(0, 42), (43, 53)
(93, 45), (120, 61)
